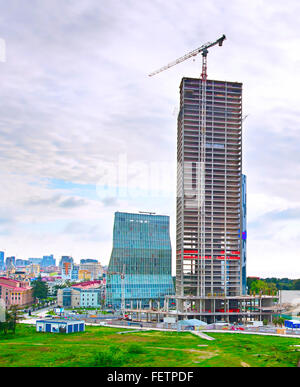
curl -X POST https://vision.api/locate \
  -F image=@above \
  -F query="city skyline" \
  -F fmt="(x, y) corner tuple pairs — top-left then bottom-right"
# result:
(0, 1), (299, 278)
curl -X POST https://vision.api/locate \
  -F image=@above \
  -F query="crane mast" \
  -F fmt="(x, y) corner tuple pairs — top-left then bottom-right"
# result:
(149, 35), (226, 298)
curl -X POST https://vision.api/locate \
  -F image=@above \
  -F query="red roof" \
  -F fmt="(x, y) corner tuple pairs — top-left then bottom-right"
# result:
(0, 277), (31, 291)
(0, 276), (19, 284)
(0, 283), (31, 291)
(71, 280), (101, 289)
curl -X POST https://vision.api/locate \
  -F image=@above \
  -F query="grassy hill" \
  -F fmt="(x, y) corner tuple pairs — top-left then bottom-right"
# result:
(0, 324), (299, 367)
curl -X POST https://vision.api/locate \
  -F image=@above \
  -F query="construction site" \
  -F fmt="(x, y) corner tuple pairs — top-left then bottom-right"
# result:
(114, 34), (283, 325)
(121, 294), (282, 325)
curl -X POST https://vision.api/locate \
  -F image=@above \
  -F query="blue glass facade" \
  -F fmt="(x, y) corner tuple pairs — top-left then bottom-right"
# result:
(59, 256), (73, 267)
(41, 255), (56, 267)
(106, 212), (175, 308)
(80, 259), (98, 264)
(241, 174), (247, 295)
(28, 258), (42, 265)
(5, 256), (15, 269)
(0, 252), (4, 270)
(71, 265), (79, 281)
(15, 259), (29, 267)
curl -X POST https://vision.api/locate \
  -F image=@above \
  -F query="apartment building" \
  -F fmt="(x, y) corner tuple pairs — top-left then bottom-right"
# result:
(0, 277), (33, 308)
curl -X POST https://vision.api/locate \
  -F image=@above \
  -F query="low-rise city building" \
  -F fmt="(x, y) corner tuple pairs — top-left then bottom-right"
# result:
(78, 270), (91, 281)
(57, 280), (103, 308)
(45, 278), (65, 296)
(79, 262), (103, 280)
(26, 264), (40, 278)
(0, 277), (33, 308)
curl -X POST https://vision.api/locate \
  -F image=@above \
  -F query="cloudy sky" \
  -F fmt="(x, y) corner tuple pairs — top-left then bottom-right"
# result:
(0, 0), (299, 278)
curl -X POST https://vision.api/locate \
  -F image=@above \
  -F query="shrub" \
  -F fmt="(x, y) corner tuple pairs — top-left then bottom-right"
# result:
(126, 344), (145, 354)
(94, 346), (128, 367)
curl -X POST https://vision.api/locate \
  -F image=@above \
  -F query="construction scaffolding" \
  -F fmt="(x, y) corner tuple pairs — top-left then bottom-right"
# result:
(124, 294), (283, 325)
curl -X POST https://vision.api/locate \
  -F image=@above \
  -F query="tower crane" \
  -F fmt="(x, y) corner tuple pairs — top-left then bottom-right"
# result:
(148, 34), (226, 79)
(106, 264), (126, 317)
(149, 35), (226, 298)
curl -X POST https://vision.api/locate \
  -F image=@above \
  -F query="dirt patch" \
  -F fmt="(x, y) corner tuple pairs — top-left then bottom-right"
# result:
(110, 335), (152, 343)
(241, 361), (251, 367)
(26, 346), (51, 352)
(148, 346), (213, 354)
(147, 346), (218, 362)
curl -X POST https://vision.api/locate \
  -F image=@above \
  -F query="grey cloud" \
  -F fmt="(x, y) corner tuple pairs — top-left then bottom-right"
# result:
(28, 194), (62, 206)
(27, 194), (87, 209)
(244, 113), (300, 201)
(59, 197), (86, 208)
(64, 221), (90, 234)
(63, 221), (110, 243)
(101, 197), (119, 207)
(249, 207), (300, 227)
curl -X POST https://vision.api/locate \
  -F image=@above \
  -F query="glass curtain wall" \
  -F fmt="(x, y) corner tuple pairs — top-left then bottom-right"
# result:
(106, 212), (175, 308)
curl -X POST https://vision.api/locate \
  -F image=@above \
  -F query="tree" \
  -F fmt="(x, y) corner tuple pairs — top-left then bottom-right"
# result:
(250, 279), (277, 295)
(247, 277), (258, 290)
(32, 277), (48, 301)
(6, 305), (23, 334)
(294, 279), (300, 290)
(272, 316), (285, 327)
(0, 320), (8, 335)
(277, 317), (285, 327)
(0, 306), (23, 335)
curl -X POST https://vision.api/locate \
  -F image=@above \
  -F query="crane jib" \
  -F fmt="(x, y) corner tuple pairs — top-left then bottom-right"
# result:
(148, 34), (226, 77)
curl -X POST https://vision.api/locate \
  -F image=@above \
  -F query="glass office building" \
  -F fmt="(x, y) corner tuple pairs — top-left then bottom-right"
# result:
(0, 252), (4, 271)
(41, 255), (56, 267)
(106, 212), (175, 308)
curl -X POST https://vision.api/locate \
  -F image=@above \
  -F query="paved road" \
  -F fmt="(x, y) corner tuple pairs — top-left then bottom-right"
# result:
(20, 305), (57, 324)
(191, 331), (215, 340)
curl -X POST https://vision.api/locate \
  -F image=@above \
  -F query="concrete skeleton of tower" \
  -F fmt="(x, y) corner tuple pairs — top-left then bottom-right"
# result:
(176, 77), (244, 298)
(146, 35), (281, 323)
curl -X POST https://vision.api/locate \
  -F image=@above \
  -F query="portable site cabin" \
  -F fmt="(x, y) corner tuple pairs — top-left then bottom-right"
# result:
(36, 319), (85, 334)
(177, 319), (207, 330)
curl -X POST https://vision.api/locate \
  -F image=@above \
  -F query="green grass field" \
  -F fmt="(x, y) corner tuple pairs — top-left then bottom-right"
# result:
(0, 324), (299, 367)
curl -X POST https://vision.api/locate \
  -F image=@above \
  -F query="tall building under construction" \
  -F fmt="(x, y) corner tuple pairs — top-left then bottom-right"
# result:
(164, 76), (280, 323)
(126, 36), (281, 324)
(176, 77), (245, 298)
